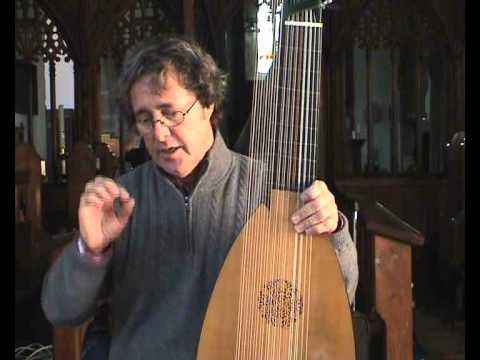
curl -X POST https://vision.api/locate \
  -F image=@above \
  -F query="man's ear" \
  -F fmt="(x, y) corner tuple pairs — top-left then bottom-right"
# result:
(204, 103), (215, 121)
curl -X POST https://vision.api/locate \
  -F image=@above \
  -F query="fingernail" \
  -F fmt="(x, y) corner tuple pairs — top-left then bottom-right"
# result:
(120, 194), (131, 202)
(291, 215), (299, 224)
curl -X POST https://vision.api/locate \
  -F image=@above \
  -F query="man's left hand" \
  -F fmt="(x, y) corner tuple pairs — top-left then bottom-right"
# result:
(290, 180), (339, 235)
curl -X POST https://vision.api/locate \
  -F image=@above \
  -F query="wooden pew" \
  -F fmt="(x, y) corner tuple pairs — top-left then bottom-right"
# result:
(354, 198), (424, 360)
(15, 144), (43, 289)
(15, 143), (55, 345)
(15, 144), (42, 237)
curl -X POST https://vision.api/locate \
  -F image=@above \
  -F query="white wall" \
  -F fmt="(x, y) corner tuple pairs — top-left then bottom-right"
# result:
(44, 57), (75, 109)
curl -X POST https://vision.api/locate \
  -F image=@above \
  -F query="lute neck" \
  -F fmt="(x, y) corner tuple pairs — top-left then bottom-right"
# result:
(249, 3), (325, 193)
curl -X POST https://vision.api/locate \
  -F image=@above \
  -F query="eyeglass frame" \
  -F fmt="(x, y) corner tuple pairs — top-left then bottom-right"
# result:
(135, 99), (198, 134)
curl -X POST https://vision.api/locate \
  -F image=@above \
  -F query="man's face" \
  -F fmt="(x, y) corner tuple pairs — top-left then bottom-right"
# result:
(129, 69), (215, 178)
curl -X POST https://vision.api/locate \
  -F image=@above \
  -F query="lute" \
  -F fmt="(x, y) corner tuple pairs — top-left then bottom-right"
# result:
(198, 1), (355, 358)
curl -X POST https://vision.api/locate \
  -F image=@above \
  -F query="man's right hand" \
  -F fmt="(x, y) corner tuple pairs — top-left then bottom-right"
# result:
(79, 176), (135, 255)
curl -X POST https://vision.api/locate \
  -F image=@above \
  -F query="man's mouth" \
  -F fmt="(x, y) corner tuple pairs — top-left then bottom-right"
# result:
(160, 146), (182, 155)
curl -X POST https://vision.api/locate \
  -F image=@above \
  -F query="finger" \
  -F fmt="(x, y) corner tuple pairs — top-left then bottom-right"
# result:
(291, 198), (325, 225)
(117, 197), (135, 225)
(93, 175), (109, 184)
(80, 192), (104, 209)
(85, 185), (116, 204)
(104, 179), (121, 198)
(293, 211), (325, 233)
(295, 208), (339, 233)
(303, 216), (338, 235)
(300, 180), (326, 202)
(84, 180), (96, 193)
(304, 219), (335, 235)
(117, 185), (132, 202)
(95, 177), (121, 199)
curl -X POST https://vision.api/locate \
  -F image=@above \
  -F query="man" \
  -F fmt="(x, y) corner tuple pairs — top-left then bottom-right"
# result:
(42, 35), (358, 359)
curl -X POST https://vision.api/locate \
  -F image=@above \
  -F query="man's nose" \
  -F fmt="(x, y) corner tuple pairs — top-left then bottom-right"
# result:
(152, 119), (171, 142)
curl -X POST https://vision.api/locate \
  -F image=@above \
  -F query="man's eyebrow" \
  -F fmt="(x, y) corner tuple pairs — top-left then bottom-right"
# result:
(133, 103), (172, 115)
(133, 108), (150, 118)
(156, 103), (173, 110)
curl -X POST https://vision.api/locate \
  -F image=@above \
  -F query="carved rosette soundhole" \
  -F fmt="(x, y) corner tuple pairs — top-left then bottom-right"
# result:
(258, 279), (303, 328)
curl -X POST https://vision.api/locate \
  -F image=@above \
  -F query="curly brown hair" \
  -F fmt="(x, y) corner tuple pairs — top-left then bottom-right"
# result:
(117, 35), (227, 129)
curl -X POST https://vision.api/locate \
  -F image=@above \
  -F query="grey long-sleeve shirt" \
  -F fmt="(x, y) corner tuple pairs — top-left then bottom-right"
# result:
(42, 134), (358, 359)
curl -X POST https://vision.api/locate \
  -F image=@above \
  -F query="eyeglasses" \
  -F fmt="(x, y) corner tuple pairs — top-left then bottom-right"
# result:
(135, 99), (198, 134)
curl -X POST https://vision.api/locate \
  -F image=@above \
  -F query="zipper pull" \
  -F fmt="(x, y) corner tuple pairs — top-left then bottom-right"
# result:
(184, 195), (193, 254)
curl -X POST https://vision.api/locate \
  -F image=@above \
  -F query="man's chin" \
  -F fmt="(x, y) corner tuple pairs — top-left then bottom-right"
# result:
(156, 161), (191, 179)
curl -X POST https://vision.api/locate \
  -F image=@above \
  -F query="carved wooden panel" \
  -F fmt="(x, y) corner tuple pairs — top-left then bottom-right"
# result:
(15, 0), (71, 62)
(103, 0), (178, 65)
(355, 0), (395, 48)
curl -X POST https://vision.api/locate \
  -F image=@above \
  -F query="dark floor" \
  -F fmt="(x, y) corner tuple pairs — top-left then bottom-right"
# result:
(15, 279), (53, 349)
(415, 306), (465, 360)
(411, 243), (465, 360)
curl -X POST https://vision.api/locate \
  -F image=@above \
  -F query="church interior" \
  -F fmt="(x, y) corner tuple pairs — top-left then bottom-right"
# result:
(15, 0), (465, 359)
